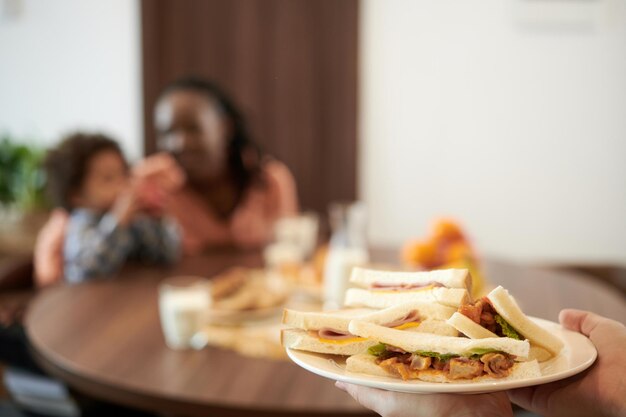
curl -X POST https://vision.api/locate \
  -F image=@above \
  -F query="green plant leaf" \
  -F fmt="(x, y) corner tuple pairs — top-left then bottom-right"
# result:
(0, 135), (47, 210)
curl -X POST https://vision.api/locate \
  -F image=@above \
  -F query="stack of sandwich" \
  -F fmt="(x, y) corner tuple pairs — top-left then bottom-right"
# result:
(209, 267), (289, 312)
(282, 267), (563, 383)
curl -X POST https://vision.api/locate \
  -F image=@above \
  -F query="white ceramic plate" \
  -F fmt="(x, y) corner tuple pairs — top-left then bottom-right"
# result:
(286, 317), (597, 394)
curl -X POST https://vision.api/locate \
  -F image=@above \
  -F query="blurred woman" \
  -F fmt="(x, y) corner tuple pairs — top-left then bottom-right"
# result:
(34, 76), (298, 285)
(151, 77), (298, 253)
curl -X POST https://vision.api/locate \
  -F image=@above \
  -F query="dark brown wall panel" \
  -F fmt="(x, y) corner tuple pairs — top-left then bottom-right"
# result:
(141, 0), (358, 213)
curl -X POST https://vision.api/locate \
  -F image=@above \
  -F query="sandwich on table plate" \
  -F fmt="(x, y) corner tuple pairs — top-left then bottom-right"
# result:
(447, 285), (564, 361)
(281, 301), (458, 356)
(346, 320), (541, 382)
(344, 267), (471, 309)
(209, 267), (288, 311)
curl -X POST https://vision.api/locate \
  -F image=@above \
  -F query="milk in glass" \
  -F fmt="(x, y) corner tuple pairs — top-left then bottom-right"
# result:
(158, 277), (211, 349)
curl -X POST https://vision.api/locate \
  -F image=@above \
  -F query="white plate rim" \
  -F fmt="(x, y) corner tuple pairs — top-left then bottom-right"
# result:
(286, 316), (598, 394)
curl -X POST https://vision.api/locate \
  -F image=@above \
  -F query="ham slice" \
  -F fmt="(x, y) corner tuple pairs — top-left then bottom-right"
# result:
(315, 310), (421, 340)
(370, 281), (445, 291)
(382, 310), (421, 328)
(317, 328), (358, 340)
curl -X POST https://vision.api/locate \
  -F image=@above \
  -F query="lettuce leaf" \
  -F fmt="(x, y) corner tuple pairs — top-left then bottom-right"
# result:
(495, 314), (522, 340)
(468, 348), (502, 356)
(368, 343), (388, 357)
(414, 350), (459, 361)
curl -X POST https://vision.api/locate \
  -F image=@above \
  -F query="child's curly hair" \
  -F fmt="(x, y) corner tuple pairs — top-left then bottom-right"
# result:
(44, 133), (125, 210)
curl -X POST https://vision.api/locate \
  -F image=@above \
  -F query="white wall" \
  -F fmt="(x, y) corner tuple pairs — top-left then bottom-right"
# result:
(360, 0), (626, 264)
(0, 0), (142, 160)
(2, 0), (625, 264)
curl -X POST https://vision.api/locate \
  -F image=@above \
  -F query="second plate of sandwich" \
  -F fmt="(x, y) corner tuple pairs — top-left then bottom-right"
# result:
(206, 268), (288, 324)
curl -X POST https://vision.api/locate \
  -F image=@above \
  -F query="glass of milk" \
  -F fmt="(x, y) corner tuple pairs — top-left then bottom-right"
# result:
(158, 276), (211, 349)
(323, 201), (369, 310)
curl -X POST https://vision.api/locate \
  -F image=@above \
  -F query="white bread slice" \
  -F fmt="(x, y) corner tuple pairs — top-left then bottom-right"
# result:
(358, 302), (458, 336)
(345, 353), (389, 378)
(529, 346), (552, 362)
(447, 312), (557, 363)
(346, 353), (541, 383)
(282, 308), (373, 332)
(447, 312), (498, 338)
(409, 319), (459, 337)
(359, 301), (457, 323)
(348, 320), (531, 358)
(344, 287), (469, 309)
(281, 329), (377, 355)
(283, 303), (457, 336)
(487, 286), (564, 356)
(350, 267), (472, 290)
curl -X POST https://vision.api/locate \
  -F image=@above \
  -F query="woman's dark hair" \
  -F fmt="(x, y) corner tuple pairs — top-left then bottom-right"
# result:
(159, 76), (264, 202)
(44, 132), (125, 211)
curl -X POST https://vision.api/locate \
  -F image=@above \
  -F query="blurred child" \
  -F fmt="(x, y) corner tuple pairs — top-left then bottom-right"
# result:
(44, 133), (181, 283)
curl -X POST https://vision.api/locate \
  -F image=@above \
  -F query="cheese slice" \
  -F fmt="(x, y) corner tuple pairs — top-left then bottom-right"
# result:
(319, 336), (367, 345)
(393, 321), (421, 330)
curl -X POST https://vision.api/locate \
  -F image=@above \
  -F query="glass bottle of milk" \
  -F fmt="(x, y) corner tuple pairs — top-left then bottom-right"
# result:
(323, 201), (369, 310)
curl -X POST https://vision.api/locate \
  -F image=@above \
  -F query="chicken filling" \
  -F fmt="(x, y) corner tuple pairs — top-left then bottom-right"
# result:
(369, 344), (515, 381)
(458, 297), (522, 340)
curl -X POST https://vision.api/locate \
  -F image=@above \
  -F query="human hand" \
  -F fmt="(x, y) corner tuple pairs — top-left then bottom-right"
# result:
(34, 208), (68, 288)
(133, 153), (185, 216)
(335, 382), (513, 417)
(132, 152), (186, 192)
(508, 309), (626, 417)
(111, 186), (143, 226)
(135, 179), (168, 217)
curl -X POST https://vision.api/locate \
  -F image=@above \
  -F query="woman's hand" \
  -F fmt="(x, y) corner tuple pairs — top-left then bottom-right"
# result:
(336, 382), (513, 417)
(111, 186), (143, 226)
(133, 152), (186, 217)
(132, 152), (186, 192)
(508, 309), (626, 417)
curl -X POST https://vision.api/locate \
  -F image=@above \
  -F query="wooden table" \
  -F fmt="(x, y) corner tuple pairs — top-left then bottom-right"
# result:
(24, 251), (626, 417)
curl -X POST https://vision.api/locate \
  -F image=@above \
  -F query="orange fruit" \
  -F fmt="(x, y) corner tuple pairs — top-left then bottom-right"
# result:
(431, 218), (465, 244)
(442, 240), (474, 264)
(402, 240), (439, 268)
